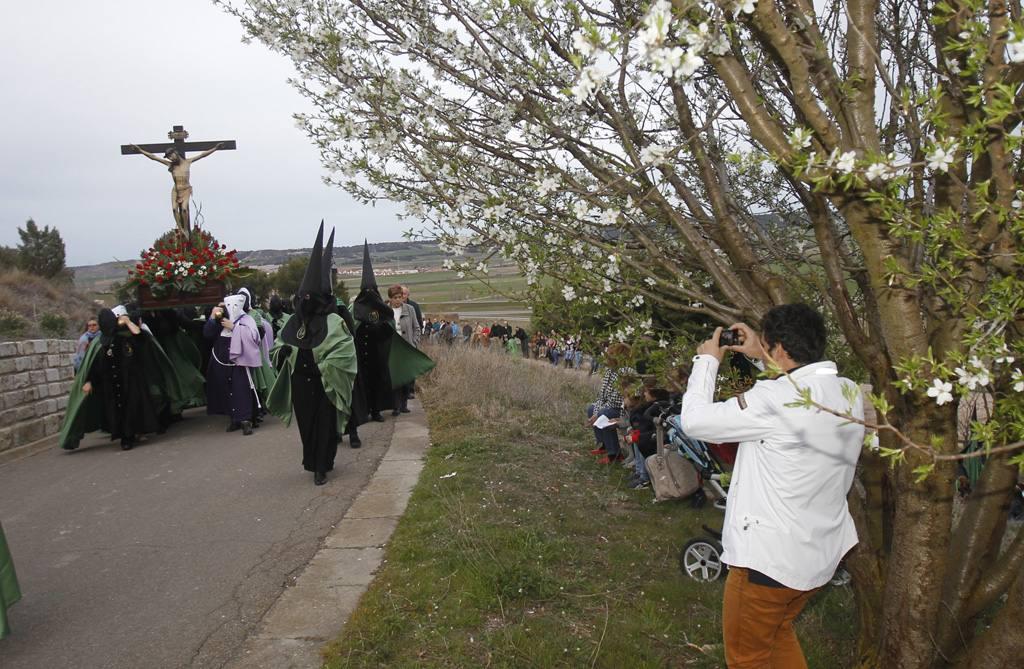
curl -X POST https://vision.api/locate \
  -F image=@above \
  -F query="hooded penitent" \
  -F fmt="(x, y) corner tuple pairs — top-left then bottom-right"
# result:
(224, 294), (246, 324)
(280, 221), (335, 349)
(267, 223), (358, 483)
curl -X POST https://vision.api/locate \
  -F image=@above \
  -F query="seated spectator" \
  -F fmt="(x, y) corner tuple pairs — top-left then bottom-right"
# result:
(625, 380), (671, 489)
(586, 343), (634, 464)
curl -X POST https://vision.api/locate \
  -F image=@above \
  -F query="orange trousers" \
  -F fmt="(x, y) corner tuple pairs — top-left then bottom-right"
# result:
(722, 567), (817, 668)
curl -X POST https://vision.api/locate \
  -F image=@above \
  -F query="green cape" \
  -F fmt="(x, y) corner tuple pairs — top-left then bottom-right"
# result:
(0, 522), (22, 640)
(346, 300), (435, 388)
(58, 331), (187, 450)
(155, 330), (206, 409)
(266, 313), (358, 432)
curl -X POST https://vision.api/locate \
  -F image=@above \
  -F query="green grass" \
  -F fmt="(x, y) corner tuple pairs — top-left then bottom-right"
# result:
(322, 348), (858, 668)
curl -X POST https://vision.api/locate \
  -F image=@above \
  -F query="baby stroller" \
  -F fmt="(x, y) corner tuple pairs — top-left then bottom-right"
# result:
(658, 409), (737, 582)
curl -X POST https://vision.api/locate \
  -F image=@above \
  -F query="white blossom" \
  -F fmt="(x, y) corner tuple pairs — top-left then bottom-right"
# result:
(1007, 34), (1024, 63)
(864, 162), (891, 182)
(788, 127), (813, 150)
(637, 0), (673, 54)
(562, 285), (577, 301)
(926, 379), (954, 406)
(955, 366), (990, 390)
(926, 145), (956, 173)
(640, 143), (670, 166)
(536, 175), (560, 197)
(738, 0), (757, 14)
(571, 60), (612, 103)
(834, 151), (856, 174)
(1012, 368), (1024, 392)
(571, 31), (597, 58)
(995, 345), (1015, 364)
(598, 208), (619, 226)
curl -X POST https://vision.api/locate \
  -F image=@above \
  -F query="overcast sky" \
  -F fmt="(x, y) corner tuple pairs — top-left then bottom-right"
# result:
(0, 0), (405, 266)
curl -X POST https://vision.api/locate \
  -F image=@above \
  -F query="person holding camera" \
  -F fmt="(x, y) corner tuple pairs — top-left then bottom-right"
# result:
(679, 304), (864, 668)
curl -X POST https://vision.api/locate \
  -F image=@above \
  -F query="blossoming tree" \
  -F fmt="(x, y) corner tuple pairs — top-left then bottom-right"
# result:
(219, 0), (1023, 664)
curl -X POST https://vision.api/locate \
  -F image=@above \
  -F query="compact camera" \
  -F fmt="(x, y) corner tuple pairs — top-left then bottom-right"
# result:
(718, 328), (742, 347)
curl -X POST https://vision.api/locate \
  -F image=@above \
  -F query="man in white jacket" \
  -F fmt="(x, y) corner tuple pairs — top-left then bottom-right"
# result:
(680, 304), (864, 668)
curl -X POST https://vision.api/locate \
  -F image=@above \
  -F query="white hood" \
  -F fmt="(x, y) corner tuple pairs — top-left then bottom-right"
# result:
(224, 295), (246, 323)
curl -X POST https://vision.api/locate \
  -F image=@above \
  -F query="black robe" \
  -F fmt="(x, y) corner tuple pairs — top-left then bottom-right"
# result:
(204, 319), (257, 423)
(88, 332), (163, 441)
(354, 319), (395, 413)
(292, 348), (338, 473)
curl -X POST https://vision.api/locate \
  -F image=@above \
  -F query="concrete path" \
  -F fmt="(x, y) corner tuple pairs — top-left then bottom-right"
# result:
(225, 410), (428, 668)
(0, 401), (427, 669)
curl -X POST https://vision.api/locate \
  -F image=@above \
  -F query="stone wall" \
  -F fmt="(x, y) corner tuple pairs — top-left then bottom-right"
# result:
(0, 339), (76, 455)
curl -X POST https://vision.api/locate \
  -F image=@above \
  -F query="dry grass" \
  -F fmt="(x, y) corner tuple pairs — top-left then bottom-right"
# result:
(0, 269), (99, 340)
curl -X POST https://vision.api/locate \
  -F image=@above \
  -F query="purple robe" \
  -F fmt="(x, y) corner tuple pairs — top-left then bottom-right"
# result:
(229, 314), (263, 367)
(204, 317), (259, 423)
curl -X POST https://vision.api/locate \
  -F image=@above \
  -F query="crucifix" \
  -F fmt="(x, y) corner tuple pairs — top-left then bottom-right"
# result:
(121, 125), (237, 235)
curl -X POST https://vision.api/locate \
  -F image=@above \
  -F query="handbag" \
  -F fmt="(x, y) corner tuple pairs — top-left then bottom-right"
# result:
(646, 420), (701, 502)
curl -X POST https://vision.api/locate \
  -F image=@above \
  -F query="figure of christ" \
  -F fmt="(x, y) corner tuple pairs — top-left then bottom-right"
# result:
(130, 143), (223, 235)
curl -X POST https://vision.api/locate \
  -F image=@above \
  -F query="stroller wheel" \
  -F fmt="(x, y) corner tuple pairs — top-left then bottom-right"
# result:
(680, 537), (725, 581)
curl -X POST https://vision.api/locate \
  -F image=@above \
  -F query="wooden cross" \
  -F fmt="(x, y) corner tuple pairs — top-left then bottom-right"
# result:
(121, 125), (237, 235)
(120, 125), (236, 159)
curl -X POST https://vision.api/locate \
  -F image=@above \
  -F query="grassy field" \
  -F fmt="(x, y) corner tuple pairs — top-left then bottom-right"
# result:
(322, 346), (857, 668)
(400, 268), (531, 324)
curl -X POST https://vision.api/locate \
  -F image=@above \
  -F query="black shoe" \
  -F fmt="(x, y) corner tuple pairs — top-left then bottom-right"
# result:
(408, 393), (416, 400)
(314, 471), (327, 486)
(226, 422), (241, 433)
(120, 438), (133, 451)
(241, 420), (253, 436)
(349, 434), (362, 449)
(400, 406), (411, 413)
(371, 412), (385, 423)
(392, 409), (400, 417)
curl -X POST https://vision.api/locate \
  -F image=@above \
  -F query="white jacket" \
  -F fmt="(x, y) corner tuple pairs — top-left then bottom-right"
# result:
(681, 355), (865, 591)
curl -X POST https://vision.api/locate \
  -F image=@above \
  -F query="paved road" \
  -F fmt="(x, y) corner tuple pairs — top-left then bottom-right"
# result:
(0, 408), (394, 669)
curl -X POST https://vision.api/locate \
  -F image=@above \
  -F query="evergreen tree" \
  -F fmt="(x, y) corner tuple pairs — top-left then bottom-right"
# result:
(17, 219), (67, 279)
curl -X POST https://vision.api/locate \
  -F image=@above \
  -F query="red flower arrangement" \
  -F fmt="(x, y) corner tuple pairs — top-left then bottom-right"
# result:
(125, 228), (241, 298)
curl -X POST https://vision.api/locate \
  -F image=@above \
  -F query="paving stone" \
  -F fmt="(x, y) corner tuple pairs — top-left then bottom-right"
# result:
(221, 636), (323, 669)
(372, 459), (426, 479)
(300, 547), (385, 587)
(345, 490), (413, 519)
(361, 473), (420, 496)
(324, 517), (399, 549)
(258, 583), (366, 640)
(381, 438), (428, 462)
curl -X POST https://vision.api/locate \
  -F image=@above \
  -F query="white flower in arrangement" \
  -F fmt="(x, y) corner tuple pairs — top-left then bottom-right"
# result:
(536, 175), (560, 197)
(788, 127), (813, 150)
(1007, 34), (1024, 63)
(640, 143), (670, 166)
(1012, 368), (1024, 392)
(562, 285), (577, 301)
(926, 145), (956, 173)
(927, 378), (954, 405)
(834, 151), (857, 174)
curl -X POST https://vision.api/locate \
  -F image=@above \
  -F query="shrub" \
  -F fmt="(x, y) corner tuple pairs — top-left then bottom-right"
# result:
(0, 309), (28, 337)
(40, 313), (68, 337)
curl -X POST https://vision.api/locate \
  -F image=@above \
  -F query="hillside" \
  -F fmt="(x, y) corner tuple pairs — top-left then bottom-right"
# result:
(0, 269), (99, 340)
(72, 240), (456, 293)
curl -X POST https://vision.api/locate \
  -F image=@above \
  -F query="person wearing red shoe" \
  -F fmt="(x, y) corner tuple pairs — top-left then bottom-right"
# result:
(585, 343), (633, 463)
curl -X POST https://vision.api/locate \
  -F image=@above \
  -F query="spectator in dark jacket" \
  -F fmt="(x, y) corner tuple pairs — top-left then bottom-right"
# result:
(626, 383), (671, 489)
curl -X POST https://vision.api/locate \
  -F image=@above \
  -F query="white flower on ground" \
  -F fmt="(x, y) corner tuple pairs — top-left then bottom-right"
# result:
(788, 128), (813, 150)
(1012, 368), (1024, 392)
(562, 285), (577, 301)
(834, 151), (856, 174)
(1007, 34), (1024, 63)
(927, 378), (954, 405)
(926, 145), (955, 173)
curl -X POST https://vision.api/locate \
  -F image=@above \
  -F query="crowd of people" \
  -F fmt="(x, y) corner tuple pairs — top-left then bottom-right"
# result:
(57, 225), (434, 488)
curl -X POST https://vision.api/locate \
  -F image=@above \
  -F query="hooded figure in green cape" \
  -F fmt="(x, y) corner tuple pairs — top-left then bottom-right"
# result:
(0, 521), (20, 640)
(267, 223), (357, 486)
(58, 308), (185, 451)
(351, 242), (435, 419)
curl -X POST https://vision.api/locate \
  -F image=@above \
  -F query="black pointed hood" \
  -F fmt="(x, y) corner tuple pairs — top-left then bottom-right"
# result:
(280, 221), (334, 349)
(321, 227), (336, 295)
(353, 240), (389, 326)
(297, 220), (325, 299)
(360, 241), (377, 293)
